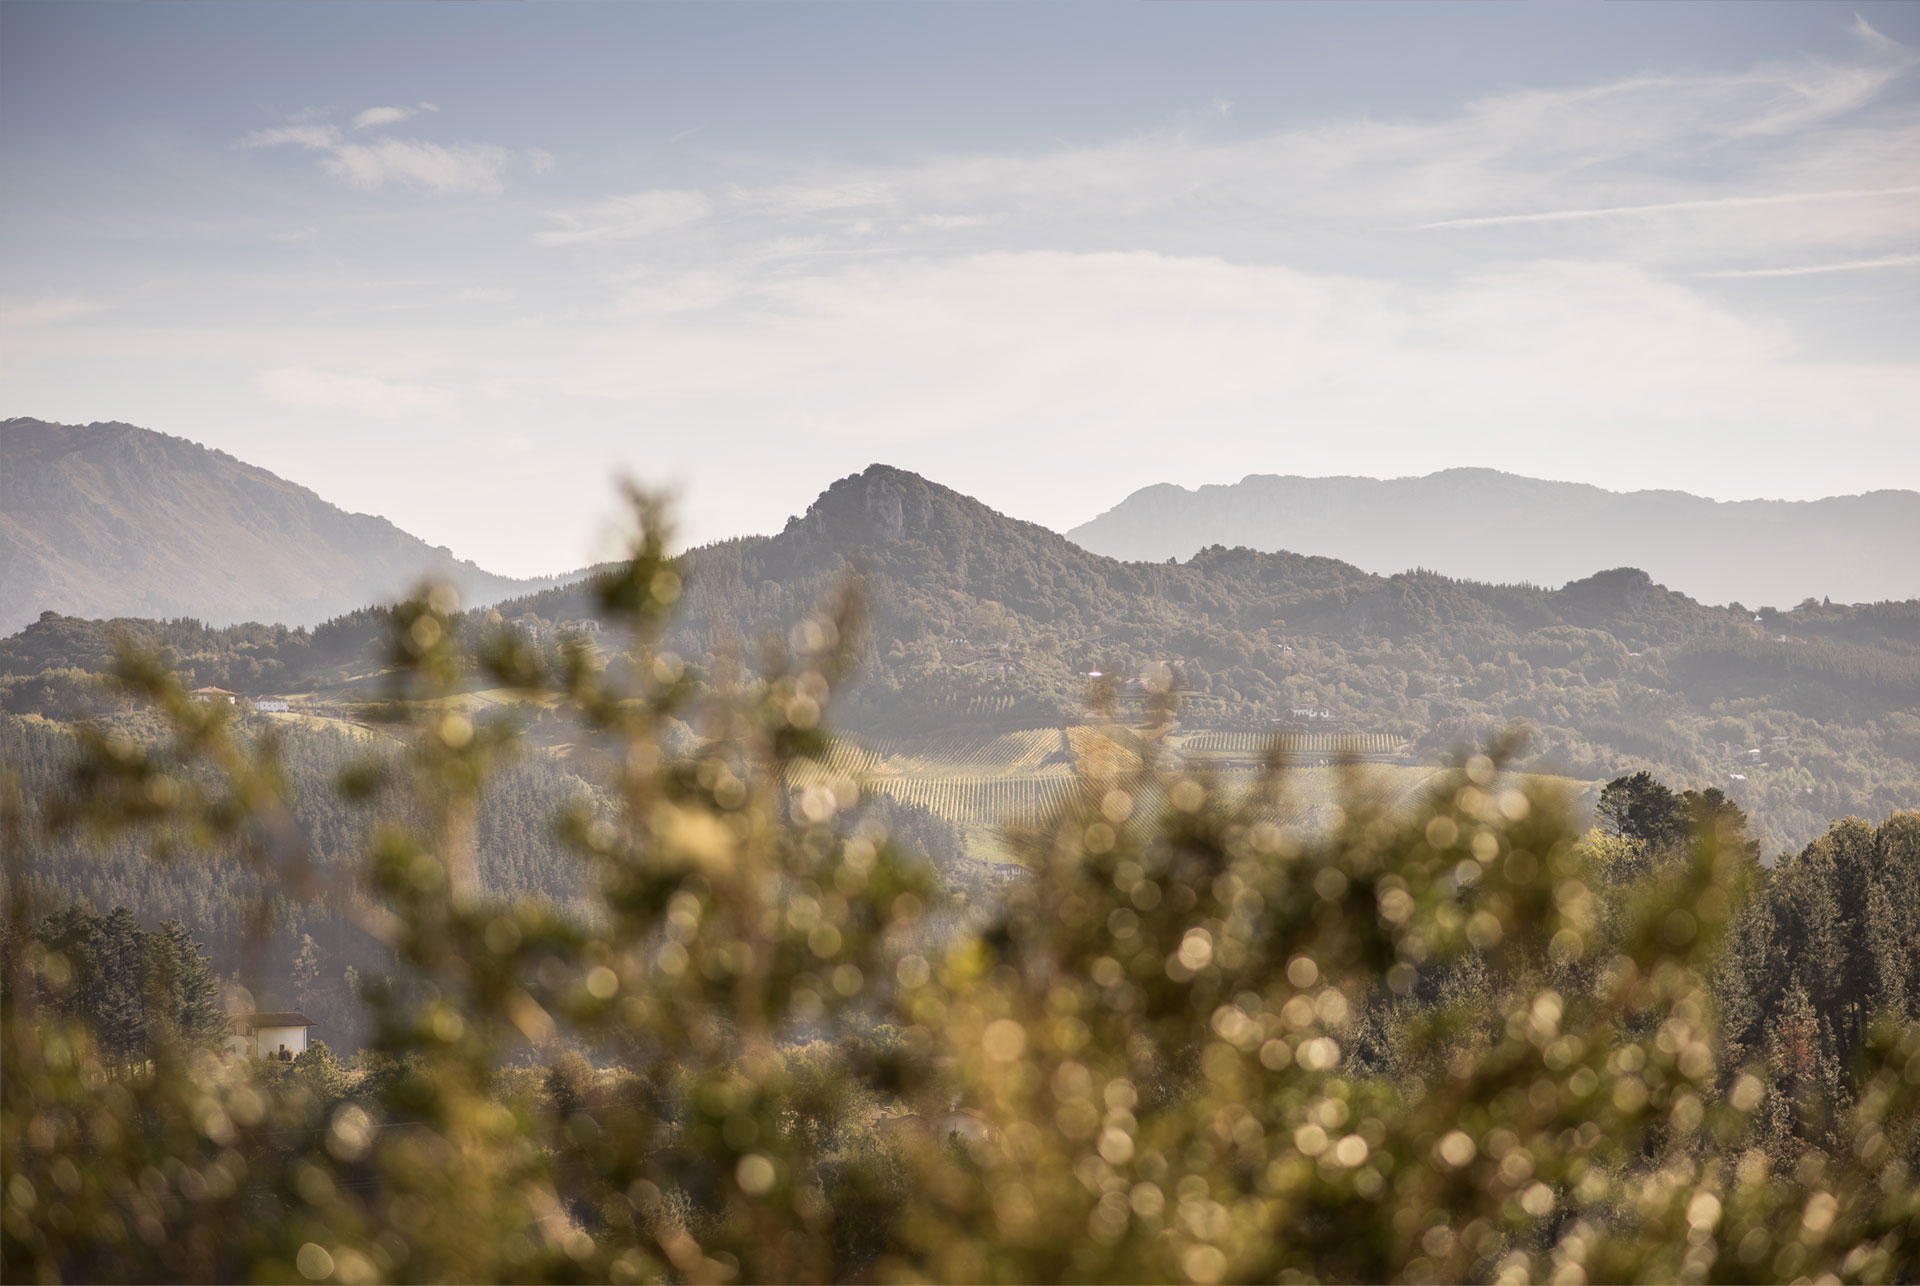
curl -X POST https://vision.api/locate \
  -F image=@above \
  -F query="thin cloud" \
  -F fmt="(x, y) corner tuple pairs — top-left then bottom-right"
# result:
(1853, 13), (1897, 53)
(1408, 185), (1920, 231)
(323, 138), (512, 195)
(1699, 252), (1920, 278)
(240, 120), (516, 195)
(697, 38), (1918, 270)
(537, 189), (711, 245)
(240, 124), (341, 151)
(352, 103), (438, 130)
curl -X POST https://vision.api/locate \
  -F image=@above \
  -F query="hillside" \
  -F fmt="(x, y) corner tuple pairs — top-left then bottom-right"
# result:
(7, 462), (1920, 856)
(1066, 468), (1920, 609)
(514, 464), (1919, 852)
(0, 418), (567, 634)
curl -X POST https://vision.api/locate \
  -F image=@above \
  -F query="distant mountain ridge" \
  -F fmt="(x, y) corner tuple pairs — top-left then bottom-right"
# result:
(0, 418), (566, 634)
(7, 459), (1920, 856)
(1066, 468), (1920, 608)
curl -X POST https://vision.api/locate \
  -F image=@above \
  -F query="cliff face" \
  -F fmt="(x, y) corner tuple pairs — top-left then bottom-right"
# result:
(0, 418), (561, 632)
(1067, 469), (1920, 608)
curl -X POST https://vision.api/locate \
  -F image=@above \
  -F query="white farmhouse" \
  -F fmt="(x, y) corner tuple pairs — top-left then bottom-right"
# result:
(229, 1011), (315, 1060)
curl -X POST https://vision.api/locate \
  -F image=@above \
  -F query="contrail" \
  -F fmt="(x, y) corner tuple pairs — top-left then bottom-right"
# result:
(1410, 185), (1920, 231)
(1698, 252), (1920, 278)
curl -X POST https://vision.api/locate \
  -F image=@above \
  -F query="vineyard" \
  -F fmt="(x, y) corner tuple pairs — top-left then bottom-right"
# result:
(787, 724), (1444, 861)
(1171, 730), (1409, 759)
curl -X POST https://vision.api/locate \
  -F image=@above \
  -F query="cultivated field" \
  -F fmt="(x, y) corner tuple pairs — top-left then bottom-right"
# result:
(790, 725), (1446, 862)
(1170, 729), (1408, 759)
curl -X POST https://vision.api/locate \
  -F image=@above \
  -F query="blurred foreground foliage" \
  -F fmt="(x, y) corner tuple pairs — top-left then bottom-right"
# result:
(4, 495), (1918, 1284)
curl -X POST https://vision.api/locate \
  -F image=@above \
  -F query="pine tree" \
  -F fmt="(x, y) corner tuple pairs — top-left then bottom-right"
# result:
(147, 921), (227, 1047)
(92, 907), (151, 1072)
(1871, 812), (1920, 1021)
(1595, 771), (1689, 857)
(1772, 841), (1847, 1053)
(34, 904), (103, 1027)
(1765, 978), (1825, 1150)
(290, 932), (323, 1015)
(1821, 817), (1882, 1055)
(1713, 894), (1775, 1074)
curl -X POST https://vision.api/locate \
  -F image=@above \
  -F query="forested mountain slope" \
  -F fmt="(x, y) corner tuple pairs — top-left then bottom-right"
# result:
(0, 418), (568, 634)
(7, 463), (1920, 855)
(1066, 468), (1920, 609)
(496, 465), (1920, 852)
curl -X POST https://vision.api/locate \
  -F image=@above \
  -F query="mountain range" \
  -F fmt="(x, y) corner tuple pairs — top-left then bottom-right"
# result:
(1067, 469), (1920, 609)
(10, 418), (1916, 639)
(5, 435), (1920, 857)
(489, 462), (1916, 851)
(0, 418), (565, 635)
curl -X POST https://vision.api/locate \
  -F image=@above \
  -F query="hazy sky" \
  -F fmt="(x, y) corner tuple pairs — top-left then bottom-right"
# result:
(4, 2), (1918, 576)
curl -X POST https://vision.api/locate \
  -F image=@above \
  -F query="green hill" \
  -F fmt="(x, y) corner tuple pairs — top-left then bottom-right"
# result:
(495, 464), (1920, 853)
(8, 462), (1920, 856)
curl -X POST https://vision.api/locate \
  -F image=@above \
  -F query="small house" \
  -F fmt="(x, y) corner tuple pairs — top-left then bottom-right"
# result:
(229, 1011), (315, 1061)
(190, 686), (238, 705)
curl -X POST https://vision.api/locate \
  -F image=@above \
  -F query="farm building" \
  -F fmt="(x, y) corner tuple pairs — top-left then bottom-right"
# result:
(190, 686), (238, 704)
(254, 698), (291, 713)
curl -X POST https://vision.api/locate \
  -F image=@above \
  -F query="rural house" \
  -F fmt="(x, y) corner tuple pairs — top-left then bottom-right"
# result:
(229, 1011), (315, 1060)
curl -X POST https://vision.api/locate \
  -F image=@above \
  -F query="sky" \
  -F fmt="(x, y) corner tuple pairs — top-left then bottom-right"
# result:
(3, 1), (1918, 577)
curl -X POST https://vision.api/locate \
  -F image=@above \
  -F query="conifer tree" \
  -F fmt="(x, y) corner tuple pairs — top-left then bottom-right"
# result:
(92, 907), (150, 1071)
(289, 932), (323, 1014)
(1595, 769), (1690, 856)
(148, 920), (227, 1047)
